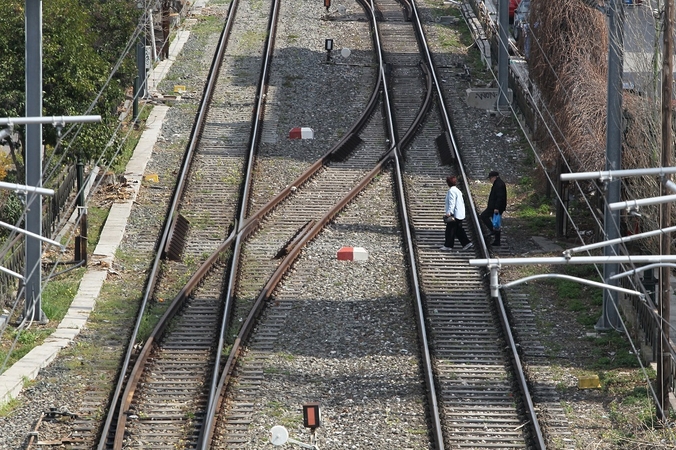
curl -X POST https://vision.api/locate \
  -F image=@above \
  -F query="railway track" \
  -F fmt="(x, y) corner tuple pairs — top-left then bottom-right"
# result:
(80, 0), (552, 448)
(201, 0), (547, 448)
(98, 0), (277, 446)
(98, 0), (396, 446)
(5, 0), (675, 449)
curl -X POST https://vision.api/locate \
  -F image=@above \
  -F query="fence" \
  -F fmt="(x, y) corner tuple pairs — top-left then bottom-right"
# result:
(1, 164), (79, 304)
(467, 0), (676, 397)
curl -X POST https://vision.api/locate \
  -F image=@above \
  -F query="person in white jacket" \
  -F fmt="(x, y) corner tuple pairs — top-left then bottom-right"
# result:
(441, 176), (472, 251)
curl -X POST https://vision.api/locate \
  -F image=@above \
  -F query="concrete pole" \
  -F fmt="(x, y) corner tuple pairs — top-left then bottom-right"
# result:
(24, 0), (47, 323)
(658, 0), (673, 421)
(597, 0), (624, 331)
(75, 159), (88, 263)
(137, 34), (146, 98)
(497, 0), (509, 109)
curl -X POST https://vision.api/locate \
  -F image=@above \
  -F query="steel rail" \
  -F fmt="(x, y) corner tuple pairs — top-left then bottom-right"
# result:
(201, 74), (439, 445)
(391, 146), (445, 450)
(398, 61), (435, 155)
(200, 152), (395, 446)
(96, 0), (242, 446)
(200, 0), (283, 439)
(110, 0), (282, 441)
(105, 5), (384, 446)
(408, 0), (483, 255)
(198, 0), (443, 443)
(198, 0), (388, 441)
(198, 0), (385, 443)
(102, 0), (438, 446)
(370, 0), (447, 446)
(235, 74), (383, 235)
(408, 0), (546, 447)
(110, 230), (236, 449)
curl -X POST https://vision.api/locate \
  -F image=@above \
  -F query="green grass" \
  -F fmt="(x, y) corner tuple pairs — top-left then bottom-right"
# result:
(514, 200), (555, 231)
(543, 265), (603, 327)
(1, 177), (110, 376)
(86, 206), (109, 253)
(0, 328), (55, 373)
(589, 333), (641, 370)
(0, 397), (20, 417)
(240, 30), (268, 52)
(137, 308), (166, 343)
(91, 279), (142, 323)
(42, 267), (85, 322)
(264, 400), (300, 428)
(437, 29), (464, 51)
(603, 377), (671, 434)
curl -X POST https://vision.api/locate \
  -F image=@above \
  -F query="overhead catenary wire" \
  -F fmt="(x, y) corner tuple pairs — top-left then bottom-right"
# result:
(0, 8), (172, 370)
(458, 0), (673, 418)
(479, 0), (667, 301)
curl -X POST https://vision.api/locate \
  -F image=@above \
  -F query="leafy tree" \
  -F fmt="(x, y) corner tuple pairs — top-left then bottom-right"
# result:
(0, 3), (26, 121)
(0, 0), (140, 180)
(80, 0), (140, 88)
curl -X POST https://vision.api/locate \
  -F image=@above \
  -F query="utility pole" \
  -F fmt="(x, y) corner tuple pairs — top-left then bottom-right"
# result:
(22, 1), (102, 322)
(597, 0), (624, 331)
(658, 0), (673, 422)
(24, 0), (46, 323)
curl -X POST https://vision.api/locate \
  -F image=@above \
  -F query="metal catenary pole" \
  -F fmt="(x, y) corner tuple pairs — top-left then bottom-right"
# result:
(23, 0), (101, 322)
(25, 0), (45, 322)
(597, 0), (624, 331)
(497, 0), (509, 109)
(658, 0), (673, 421)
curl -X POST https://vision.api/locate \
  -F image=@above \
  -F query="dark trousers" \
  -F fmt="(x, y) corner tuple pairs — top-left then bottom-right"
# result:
(480, 209), (502, 245)
(480, 208), (494, 232)
(445, 219), (470, 248)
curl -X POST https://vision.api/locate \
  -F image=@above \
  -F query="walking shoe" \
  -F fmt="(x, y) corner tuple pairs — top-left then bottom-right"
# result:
(462, 242), (473, 250)
(439, 246), (453, 251)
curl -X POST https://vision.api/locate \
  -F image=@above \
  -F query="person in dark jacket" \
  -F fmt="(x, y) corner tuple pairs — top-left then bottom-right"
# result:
(480, 171), (507, 246)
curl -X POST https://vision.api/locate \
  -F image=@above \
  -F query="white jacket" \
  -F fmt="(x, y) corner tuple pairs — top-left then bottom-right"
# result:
(445, 186), (466, 220)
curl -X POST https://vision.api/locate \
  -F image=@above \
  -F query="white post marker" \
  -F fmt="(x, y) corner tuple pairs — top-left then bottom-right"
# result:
(270, 425), (319, 449)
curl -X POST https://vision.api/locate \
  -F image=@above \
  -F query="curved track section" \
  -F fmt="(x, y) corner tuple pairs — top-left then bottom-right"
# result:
(202, 0), (545, 447)
(398, 0), (545, 447)
(207, 0), (447, 448)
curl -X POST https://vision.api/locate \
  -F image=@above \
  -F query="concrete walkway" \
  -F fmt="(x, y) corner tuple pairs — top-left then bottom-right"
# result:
(0, 21), (193, 407)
